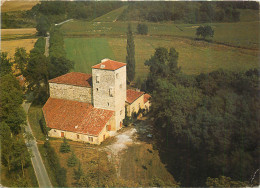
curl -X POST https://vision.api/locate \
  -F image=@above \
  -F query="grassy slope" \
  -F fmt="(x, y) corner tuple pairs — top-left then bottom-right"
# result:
(65, 38), (115, 73)
(93, 5), (128, 22)
(64, 36), (258, 80)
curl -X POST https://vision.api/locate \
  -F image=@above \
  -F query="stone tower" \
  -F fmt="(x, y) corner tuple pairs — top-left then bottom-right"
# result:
(92, 59), (126, 131)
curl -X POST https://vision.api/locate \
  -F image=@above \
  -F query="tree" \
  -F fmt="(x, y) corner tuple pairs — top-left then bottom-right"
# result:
(206, 176), (249, 187)
(137, 23), (148, 35)
(126, 23), (136, 82)
(196, 25), (214, 40)
(60, 137), (71, 153)
(67, 152), (78, 167)
(48, 56), (74, 79)
(36, 15), (50, 36)
(74, 163), (84, 181)
(0, 52), (12, 76)
(14, 47), (29, 75)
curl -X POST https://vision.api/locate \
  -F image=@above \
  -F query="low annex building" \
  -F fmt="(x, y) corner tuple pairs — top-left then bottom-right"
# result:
(43, 59), (151, 144)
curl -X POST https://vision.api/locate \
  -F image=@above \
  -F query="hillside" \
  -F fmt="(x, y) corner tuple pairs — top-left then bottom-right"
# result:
(93, 5), (128, 22)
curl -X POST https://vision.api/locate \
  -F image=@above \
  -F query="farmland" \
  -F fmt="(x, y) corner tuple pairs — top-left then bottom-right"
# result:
(1, 28), (37, 40)
(1, 1), (39, 12)
(64, 35), (258, 80)
(1, 38), (37, 58)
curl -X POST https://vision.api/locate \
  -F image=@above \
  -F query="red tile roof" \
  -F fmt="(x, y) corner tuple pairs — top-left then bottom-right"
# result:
(144, 93), (151, 104)
(126, 89), (144, 104)
(43, 98), (114, 136)
(49, 72), (92, 87)
(92, 59), (126, 71)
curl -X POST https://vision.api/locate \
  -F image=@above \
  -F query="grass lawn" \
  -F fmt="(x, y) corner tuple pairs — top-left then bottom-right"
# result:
(61, 18), (259, 49)
(28, 104), (46, 141)
(64, 36), (258, 80)
(65, 38), (115, 74)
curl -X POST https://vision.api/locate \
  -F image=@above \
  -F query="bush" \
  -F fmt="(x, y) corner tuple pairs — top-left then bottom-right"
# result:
(59, 137), (71, 153)
(39, 112), (49, 136)
(67, 152), (78, 167)
(137, 23), (148, 35)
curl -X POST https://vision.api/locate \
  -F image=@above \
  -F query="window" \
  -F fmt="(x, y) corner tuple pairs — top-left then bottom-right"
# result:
(107, 102), (110, 106)
(116, 73), (119, 79)
(54, 130), (56, 132)
(96, 75), (100, 83)
(88, 137), (93, 142)
(61, 132), (64, 137)
(77, 134), (80, 139)
(119, 84), (122, 89)
(96, 88), (98, 91)
(109, 87), (113, 97)
(120, 110), (122, 115)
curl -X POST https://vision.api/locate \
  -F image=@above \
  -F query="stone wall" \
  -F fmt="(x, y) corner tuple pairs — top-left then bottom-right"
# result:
(92, 66), (126, 131)
(49, 83), (92, 103)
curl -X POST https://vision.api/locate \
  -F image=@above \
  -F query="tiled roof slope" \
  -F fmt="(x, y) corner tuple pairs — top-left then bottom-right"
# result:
(49, 72), (92, 87)
(144, 93), (151, 104)
(92, 59), (126, 70)
(126, 89), (144, 104)
(43, 98), (114, 136)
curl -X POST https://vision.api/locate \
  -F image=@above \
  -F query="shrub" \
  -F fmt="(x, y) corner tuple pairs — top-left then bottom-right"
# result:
(137, 23), (148, 35)
(67, 152), (78, 167)
(60, 137), (71, 153)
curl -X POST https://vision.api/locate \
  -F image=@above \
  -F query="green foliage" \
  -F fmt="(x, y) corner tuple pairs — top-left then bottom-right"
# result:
(67, 152), (78, 167)
(44, 141), (67, 186)
(206, 176), (249, 187)
(196, 25), (214, 40)
(59, 137), (71, 153)
(14, 47), (29, 75)
(0, 73), (25, 134)
(49, 27), (66, 58)
(137, 23), (148, 35)
(48, 56), (74, 79)
(39, 113), (48, 136)
(36, 15), (50, 36)
(0, 52), (12, 76)
(126, 23), (136, 82)
(73, 163), (84, 181)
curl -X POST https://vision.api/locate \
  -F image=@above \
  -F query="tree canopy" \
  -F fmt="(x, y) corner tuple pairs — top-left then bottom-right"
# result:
(126, 24), (136, 82)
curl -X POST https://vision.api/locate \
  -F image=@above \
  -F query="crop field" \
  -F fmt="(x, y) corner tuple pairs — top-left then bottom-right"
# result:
(64, 36), (258, 80)
(93, 5), (128, 22)
(1, 28), (37, 40)
(1, 38), (37, 58)
(1, 1), (39, 12)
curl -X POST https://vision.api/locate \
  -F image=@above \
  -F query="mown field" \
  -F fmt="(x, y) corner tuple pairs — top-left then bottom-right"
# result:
(64, 36), (258, 80)
(1, 38), (37, 58)
(1, 1), (39, 12)
(1, 28), (37, 40)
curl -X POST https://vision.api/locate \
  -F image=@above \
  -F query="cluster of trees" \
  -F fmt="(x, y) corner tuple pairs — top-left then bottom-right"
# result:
(118, 1), (259, 23)
(137, 23), (148, 35)
(0, 53), (34, 186)
(23, 27), (74, 104)
(196, 25), (214, 40)
(142, 47), (259, 186)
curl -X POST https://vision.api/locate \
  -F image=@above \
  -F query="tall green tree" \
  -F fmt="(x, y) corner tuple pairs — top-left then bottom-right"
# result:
(36, 15), (50, 36)
(196, 25), (214, 40)
(126, 23), (136, 82)
(1, 52), (12, 76)
(14, 47), (29, 75)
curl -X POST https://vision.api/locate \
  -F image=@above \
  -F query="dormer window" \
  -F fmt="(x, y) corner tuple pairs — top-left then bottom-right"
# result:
(96, 75), (100, 83)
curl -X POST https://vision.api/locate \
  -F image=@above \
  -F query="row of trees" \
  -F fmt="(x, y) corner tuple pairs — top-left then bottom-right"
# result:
(142, 47), (259, 186)
(0, 53), (34, 186)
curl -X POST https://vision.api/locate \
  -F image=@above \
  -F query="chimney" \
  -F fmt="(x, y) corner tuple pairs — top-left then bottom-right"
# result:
(101, 58), (110, 63)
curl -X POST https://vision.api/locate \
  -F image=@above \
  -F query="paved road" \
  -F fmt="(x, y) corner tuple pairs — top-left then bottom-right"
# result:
(23, 102), (52, 188)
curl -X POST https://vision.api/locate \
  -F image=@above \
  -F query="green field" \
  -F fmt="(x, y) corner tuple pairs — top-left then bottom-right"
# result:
(64, 36), (258, 80)
(65, 38), (115, 74)
(93, 5), (128, 22)
(61, 19), (259, 49)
